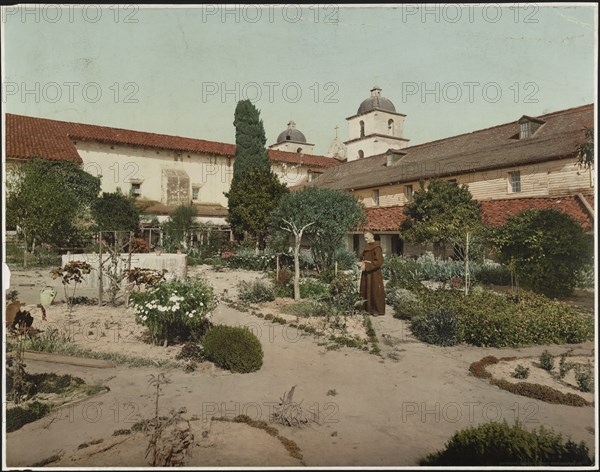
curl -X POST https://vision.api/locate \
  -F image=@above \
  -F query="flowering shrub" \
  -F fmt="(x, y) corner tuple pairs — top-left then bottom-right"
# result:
(129, 279), (215, 345)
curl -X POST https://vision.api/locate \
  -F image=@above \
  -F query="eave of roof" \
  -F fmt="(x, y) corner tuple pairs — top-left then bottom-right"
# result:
(6, 113), (340, 169)
(346, 109), (407, 120)
(343, 134), (410, 145)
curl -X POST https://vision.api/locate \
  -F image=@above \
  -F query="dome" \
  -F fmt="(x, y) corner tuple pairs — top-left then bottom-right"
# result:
(357, 86), (396, 115)
(277, 121), (307, 143)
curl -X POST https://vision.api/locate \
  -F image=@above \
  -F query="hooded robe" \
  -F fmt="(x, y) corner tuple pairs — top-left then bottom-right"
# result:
(359, 241), (386, 315)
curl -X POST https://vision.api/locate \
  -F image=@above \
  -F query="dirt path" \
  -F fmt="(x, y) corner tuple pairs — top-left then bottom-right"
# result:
(4, 266), (597, 467)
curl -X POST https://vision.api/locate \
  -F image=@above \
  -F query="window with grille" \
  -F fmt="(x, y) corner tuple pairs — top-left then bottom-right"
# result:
(192, 186), (200, 201)
(509, 171), (521, 192)
(373, 189), (380, 206)
(406, 185), (414, 202)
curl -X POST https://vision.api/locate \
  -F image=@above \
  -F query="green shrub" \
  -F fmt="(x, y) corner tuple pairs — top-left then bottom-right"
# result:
(420, 421), (592, 466)
(130, 278), (215, 345)
(574, 363), (594, 393)
(382, 255), (423, 289)
(388, 288), (422, 320)
(471, 262), (512, 285)
(327, 272), (364, 315)
(574, 264), (595, 289)
(511, 364), (530, 379)
(225, 249), (277, 271)
(410, 308), (459, 346)
(405, 289), (593, 347)
(299, 278), (330, 300)
(202, 325), (263, 373)
(493, 209), (593, 297)
(237, 279), (276, 304)
(282, 299), (333, 318)
(539, 350), (555, 371)
(333, 247), (358, 270)
(6, 401), (52, 432)
(559, 355), (574, 379)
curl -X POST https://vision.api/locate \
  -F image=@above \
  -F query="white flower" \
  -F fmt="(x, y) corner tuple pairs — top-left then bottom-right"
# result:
(199, 302), (204, 307)
(142, 315), (148, 321)
(158, 306), (167, 312)
(188, 313), (193, 318)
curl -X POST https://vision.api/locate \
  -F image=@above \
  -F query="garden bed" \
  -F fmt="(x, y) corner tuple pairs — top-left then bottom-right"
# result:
(486, 355), (595, 404)
(10, 303), (193, 369)
(254, 298), (370, 344)
(6, 371), (107, 432)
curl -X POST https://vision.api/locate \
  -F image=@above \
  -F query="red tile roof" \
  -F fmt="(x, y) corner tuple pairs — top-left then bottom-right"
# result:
(480, 195), (594, 231)
(363, 206), (406, 231)
(6, 114), (340, 169)
(362, 195), (594, 232)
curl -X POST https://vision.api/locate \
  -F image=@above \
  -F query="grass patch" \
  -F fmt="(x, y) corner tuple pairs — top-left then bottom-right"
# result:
(6, 401), (51, 432)
(10, 335), (182, 369)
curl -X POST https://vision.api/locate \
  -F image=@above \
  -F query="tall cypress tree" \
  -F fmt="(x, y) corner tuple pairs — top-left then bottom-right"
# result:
(232, 100), (270, 177)
(226, 100), (289, 250)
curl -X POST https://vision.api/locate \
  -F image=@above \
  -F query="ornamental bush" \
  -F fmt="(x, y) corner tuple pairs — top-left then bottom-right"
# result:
(493, 209), (593, 297)
(130, 279), (215, 345)
(404, 288), (593, 347)
(237, 279), (276, 304)
(420, 421), (592, 466)
(388, 287), (421, 320)
(410, 308), (459, 346)
(202, 325), (263, 373)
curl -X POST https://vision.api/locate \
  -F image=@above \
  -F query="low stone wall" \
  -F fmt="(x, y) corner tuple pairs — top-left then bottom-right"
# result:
(61, 253), (188, 289)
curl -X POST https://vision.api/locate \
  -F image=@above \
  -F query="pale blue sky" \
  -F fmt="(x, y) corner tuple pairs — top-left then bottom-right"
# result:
(2, 4), (597, 154)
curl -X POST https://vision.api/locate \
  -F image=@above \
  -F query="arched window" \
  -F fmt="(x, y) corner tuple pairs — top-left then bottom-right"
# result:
(360, 120), (365, 138)
(296, 147), (303, 153)
(358, 150), (365, 159)
(388, 119), (394, 134)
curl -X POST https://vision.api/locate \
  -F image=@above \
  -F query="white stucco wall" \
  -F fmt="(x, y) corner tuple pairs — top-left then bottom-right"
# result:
(348, 111), (406, 141)
(76, 141), (233, 207)
(345, 110), (408, 160)
(74, 141), (317, 208)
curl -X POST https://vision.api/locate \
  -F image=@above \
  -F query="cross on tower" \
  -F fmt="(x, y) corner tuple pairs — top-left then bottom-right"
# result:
(334, 125), (339, 139)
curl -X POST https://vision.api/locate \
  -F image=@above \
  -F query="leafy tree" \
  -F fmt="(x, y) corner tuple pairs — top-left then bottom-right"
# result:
(400, 180), (486, 293)
(401, 180), (484, 252)
(91, 192), (140, 232)
(6, 158), (101, 265)
(493, 209), (593, 297)
(577, 127), (594, 169)
(272, 188), (366, 299)
(232, 99), (270, 177)
(161, 205), (198, 251)
(225, 169), (289, 250)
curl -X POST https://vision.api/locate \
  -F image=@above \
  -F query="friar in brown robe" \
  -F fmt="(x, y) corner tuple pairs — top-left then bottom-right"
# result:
(358, 232), (386, 316)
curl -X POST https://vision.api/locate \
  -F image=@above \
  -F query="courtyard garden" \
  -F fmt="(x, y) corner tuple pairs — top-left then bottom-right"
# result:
(4, 101), (596, 467)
